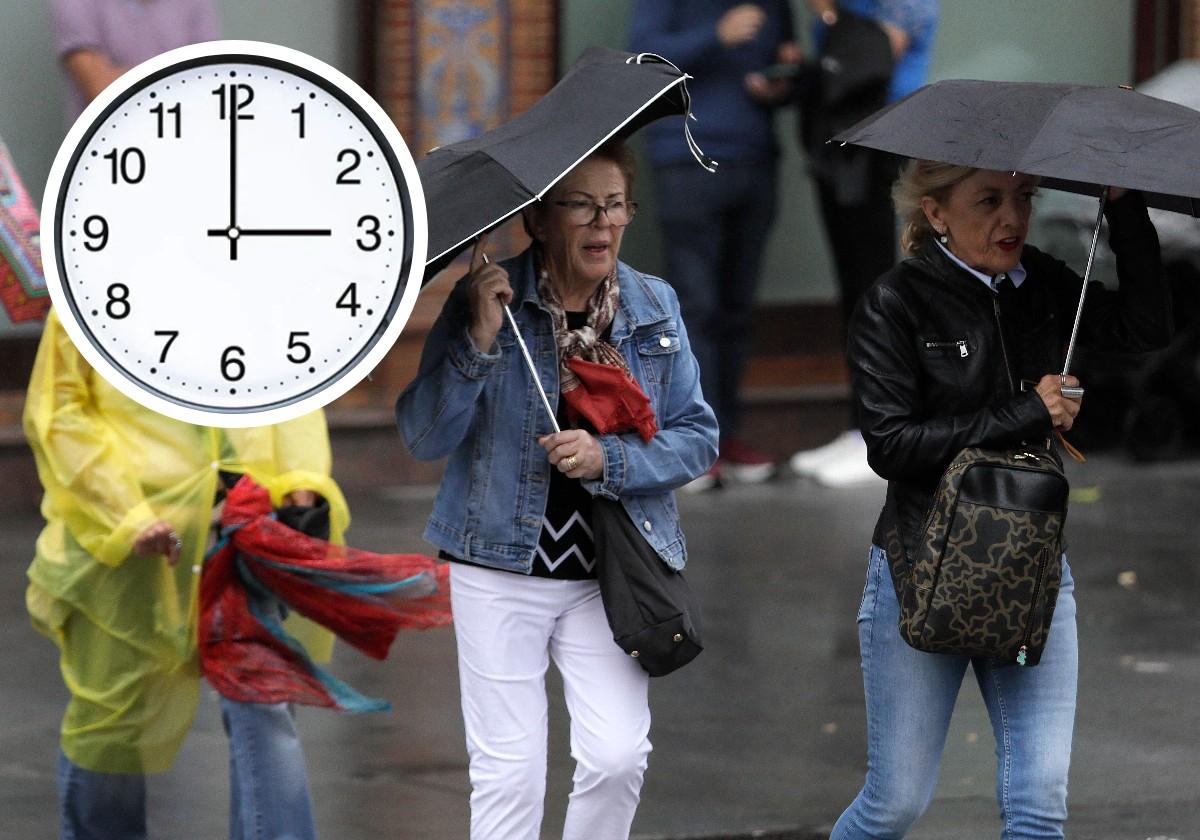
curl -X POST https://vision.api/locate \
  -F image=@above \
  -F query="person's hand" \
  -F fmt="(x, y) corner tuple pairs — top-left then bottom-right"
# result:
(745, 72), (792, 104)
(1035, 374), (1083, 431)
(777, 40), (804, 65)
(133, 520), (182, 566)
(880, 21), (911, 59)
(283, 489), (317, 507)
(466, 234), (513, 353)
(805, 0), (837, 23)
(717, 4), (767, 48)
(538, 430), (604, 480)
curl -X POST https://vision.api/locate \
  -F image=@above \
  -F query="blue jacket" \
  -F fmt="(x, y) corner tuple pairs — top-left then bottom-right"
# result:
(822, 0), (939, 102)
(396, 250), (719, 574)
(629, 0), (794, 166)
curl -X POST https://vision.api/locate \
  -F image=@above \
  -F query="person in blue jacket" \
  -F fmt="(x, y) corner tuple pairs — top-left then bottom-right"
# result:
(790, 0), (940, 487)
(630, 1), (798, 489)
(396, 141), (718, 840)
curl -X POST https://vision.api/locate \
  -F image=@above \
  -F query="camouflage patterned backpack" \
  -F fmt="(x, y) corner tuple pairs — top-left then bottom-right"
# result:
(898, 444), (1068, 667)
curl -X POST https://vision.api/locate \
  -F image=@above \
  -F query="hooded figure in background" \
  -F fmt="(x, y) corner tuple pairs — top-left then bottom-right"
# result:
(26, 311), (349, 840)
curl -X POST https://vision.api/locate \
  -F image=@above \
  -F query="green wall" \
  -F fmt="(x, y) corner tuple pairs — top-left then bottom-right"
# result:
(0, 0), (1141, 332)
(561, 0), (1137, 303)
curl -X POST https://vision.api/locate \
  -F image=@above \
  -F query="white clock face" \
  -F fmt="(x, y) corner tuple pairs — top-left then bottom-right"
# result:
(42, 41), (427, 427)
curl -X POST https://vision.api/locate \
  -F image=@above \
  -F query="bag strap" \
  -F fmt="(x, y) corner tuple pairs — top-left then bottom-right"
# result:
(1055, 431), (1086, 463)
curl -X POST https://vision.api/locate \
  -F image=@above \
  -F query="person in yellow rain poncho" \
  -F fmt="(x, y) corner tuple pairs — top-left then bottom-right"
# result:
(25, 311), (350, 840)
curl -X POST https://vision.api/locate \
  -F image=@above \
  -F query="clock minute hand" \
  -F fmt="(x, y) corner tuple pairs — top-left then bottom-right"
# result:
(228, 83), (239, 259)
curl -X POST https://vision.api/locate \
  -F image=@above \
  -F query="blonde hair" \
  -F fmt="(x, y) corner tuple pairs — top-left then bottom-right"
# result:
(892, 159), (977, 255)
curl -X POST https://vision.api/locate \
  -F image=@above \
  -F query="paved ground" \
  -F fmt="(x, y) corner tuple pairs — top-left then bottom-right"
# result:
(2, 433), (1199, 839)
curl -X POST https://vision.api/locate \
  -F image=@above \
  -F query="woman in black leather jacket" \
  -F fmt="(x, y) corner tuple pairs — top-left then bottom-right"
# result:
(830, 160), (1171, 840)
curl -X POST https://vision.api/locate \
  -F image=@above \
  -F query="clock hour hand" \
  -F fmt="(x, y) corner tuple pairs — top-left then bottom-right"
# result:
(206, 226), (332, 254)
(237, 228), (333, 237)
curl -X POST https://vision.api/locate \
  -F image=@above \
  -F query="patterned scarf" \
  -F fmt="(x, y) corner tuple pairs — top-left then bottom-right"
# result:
(536, 260), (628, 395)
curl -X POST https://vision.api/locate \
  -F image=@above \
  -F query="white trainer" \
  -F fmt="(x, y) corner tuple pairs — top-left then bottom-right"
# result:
(811, 437), (882, 487)
(789, 430), (865, 477)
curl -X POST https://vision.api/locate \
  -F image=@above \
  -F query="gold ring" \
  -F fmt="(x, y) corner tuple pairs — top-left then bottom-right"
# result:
(564, 455), (579, 471)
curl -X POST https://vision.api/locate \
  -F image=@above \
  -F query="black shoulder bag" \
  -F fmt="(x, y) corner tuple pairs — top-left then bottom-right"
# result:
(591, 496), (703, 677)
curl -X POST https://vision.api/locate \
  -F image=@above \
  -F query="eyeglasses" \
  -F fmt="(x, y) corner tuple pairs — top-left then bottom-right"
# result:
(553, 199), (638, 226)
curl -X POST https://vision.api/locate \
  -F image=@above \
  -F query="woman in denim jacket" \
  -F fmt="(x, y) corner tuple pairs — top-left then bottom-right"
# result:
(396, 141), (718, 840)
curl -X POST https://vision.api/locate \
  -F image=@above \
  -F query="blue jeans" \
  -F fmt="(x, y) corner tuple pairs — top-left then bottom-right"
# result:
(831, 545), (1078, 840)
(58, 698), (315, 840)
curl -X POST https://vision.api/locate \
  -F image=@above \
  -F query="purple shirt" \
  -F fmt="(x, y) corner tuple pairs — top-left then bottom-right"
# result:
(51, 0), (221, 124)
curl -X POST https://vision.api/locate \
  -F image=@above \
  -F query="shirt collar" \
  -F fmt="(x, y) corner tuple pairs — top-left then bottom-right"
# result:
(935, 240), (1026, 292)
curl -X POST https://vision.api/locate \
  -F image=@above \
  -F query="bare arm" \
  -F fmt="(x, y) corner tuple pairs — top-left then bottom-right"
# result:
(880, 21), (910, 58)
(62, 48), (126, 104)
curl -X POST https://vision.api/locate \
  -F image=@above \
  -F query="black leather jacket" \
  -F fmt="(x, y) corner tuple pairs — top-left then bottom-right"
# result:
(848, 193), (1172, 593)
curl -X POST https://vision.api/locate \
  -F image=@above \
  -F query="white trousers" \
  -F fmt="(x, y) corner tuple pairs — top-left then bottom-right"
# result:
(450, 563), (652, 840)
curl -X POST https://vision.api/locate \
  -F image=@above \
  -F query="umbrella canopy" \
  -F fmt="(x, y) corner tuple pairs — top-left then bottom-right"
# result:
(418, 47), (710, 279)
(0, 135), (49, 323)
(835, 79), (1200, 216)
(1037, 61), (1200, 269)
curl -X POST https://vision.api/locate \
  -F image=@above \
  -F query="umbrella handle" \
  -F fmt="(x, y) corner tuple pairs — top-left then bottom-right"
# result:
(1060, 185), (1109, 393)
(481, 253), (562, 434)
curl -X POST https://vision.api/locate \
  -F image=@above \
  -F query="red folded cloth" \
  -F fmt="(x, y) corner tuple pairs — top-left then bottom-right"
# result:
(562, 356), (658, 442)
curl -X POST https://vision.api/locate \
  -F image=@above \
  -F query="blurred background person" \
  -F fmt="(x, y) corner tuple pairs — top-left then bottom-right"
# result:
(630, 1), (798, 490)
(26, 310), (344, 840)
(36, 3), (338, 838)
(50, 0), (219, 126)
(789, 0), (939, 487)
(397, 142), (717, 840)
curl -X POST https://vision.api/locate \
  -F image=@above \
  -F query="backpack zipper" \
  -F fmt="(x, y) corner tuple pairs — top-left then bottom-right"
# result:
(1017, 544), (1053, 666)
(924, 339), (969, 357)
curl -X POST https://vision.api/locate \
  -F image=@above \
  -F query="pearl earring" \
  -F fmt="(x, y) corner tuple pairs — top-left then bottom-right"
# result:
(938, 229), (949, 244)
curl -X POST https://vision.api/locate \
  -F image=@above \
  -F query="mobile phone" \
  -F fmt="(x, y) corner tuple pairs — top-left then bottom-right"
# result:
(760, 63), (801, 80)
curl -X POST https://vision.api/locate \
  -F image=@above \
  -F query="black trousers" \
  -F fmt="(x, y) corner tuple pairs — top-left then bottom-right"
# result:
(814, 152), (899, 427)
(653, 161), (778, 441)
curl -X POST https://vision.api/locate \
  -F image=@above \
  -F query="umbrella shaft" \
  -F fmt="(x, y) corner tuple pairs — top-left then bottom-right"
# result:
(1061, 187), (1109, 377)
(503, 303), (562, 434)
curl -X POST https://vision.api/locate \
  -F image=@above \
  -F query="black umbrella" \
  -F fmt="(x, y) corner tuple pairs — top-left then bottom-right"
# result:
(835, 79), (1200, 216)
(417, 46), (712, 280)
(835, 78), (1200, 389)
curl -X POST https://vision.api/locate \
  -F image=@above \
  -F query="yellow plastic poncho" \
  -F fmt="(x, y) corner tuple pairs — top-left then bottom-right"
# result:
(25, 312), (350, 774)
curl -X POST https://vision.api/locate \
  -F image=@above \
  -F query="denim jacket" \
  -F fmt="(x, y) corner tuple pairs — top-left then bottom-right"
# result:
(395, 248), (718, 574)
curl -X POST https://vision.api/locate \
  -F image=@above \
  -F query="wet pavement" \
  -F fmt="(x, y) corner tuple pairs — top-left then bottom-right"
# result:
(2, 434), (1199, 839)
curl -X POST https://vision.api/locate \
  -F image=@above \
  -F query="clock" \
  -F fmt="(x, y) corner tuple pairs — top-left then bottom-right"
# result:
(41, 40), (427, 427)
